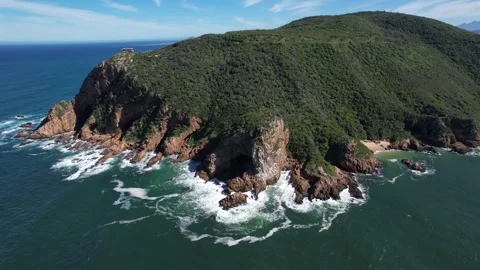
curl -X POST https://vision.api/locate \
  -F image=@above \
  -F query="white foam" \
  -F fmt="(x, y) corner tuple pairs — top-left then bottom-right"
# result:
(0, 120), (14, 127)
(112, 179), (159, 201)
(51, 149), (114, 180)
(171, 162), (275, 225)
(388, 159), (398, 163)
(99, 215), (154, 227)
(213, 220), (292, 246)
(156, 193), (181, 202)
(389, 172), (406, 183)
(38, 139), (59, 150)
(28, 152), (46, 156)
(156, 163), (367, 246)
(2, 126), (21, 135)
(120, 151), (162, 172)
(466, 148), (480, 157)
(410, 168), (436, 176)
(111, 179), (159, 210)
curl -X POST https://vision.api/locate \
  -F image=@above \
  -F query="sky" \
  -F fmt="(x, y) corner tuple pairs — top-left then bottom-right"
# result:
(0, 0), (479, 42)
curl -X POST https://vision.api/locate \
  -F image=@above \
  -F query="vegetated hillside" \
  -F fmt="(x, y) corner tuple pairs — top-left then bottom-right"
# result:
(105, 11), (480, 163)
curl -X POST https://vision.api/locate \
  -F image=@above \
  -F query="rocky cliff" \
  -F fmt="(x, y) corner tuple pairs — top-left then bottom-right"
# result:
(30, 54), (374, 208)
(30, 12), (480, 210)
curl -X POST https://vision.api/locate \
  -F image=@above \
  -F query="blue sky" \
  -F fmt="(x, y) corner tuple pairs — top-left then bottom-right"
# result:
(0, 0), (479, 42)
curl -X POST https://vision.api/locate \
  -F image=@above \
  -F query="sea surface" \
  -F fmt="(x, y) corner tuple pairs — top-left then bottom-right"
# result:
(1, 42), (480, 270)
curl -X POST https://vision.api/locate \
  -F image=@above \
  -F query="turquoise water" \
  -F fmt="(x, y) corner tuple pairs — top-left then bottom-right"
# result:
(1, 43), (480, 270)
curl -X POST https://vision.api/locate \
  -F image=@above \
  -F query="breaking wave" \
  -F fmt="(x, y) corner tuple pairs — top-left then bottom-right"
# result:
(143, 163), (368, 246)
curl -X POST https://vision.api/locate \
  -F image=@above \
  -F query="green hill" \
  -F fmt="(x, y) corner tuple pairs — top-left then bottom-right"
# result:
(117, 12), (480, 162)
(36, 12), (480, 166)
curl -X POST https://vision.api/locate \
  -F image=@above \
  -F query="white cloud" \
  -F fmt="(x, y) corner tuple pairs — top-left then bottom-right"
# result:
(182, 0), (203, 11)
(244, 0), (263, 7)
(101, 0), (138, 12)
(233, 16), (265, 28)
(394, 0), (448, 14)
(270, 0), (323, 14)
(352, 0), (386, 11)
(0, 0), (236, 42)
(153, 0), (161, 7)
(394, 0), (480, 24)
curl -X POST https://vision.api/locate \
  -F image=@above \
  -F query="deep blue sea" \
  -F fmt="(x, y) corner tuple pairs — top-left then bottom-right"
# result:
(1, 41), (480, 270)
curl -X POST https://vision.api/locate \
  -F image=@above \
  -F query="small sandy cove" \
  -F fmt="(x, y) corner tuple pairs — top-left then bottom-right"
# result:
(361, 140), (391, 153)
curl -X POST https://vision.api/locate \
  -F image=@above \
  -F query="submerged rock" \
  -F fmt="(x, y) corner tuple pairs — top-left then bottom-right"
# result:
(145, 152), (163, 169)
(15, 130), (31, 138)
(19, 122), (33, 128)
(219, 193), (248, 210)
(401, 159), (426, 173)
(55, 131), (75, 143)
(16, 114), (25, 118)
(19, 140), (34, 146)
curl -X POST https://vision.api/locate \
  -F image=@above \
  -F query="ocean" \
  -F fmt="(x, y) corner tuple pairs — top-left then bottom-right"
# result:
(0, 42), (479, 270)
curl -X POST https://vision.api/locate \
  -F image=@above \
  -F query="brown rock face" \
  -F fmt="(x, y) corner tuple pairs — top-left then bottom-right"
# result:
(15, 130), (31, 138)
(31, 101), (76, 139)
(252, 119), (290, 186)
(390, 138), (436, 153)
(219, 193), (248, 210)
(145, 153), (163, 169)
(162, 117), (203, 156)
(327, 140), (381, 174)
(289, 161), (363, 204)
(450, 142), (472, 154)
(198, 118), (289, 197)
(401, 159), (426, 173)
(405, 116), (480, 154)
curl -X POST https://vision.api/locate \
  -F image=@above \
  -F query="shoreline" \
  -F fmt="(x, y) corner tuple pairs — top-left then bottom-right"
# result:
(361, 140), (391, 154)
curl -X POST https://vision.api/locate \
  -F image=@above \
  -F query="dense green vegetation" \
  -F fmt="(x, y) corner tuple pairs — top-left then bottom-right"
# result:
(305, 153), (337, 176)
(113, 12), (480, 164)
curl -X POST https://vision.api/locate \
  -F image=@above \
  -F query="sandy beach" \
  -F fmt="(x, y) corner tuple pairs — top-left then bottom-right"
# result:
(361, 140), (391, 153)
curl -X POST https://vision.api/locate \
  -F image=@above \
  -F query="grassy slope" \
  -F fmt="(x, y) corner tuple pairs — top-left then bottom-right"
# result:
(119, 12), (480, 163)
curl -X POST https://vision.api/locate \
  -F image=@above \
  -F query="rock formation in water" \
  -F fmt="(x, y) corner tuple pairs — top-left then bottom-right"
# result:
(30, 12), (480, 209)
(401, 159), (426, 173)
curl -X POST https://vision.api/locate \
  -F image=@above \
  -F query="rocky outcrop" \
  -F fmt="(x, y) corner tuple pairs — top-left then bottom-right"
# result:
(326, 140), (381, 174)
(30, 101), (76, 139)
(450, 142), (471, 154)
(196, 118), (289, 203)
(19, 140), (34, 146)
(219, 193), (247, 210)
(406, 116), (480, 153)
(287, 160), (362, 204)
(401, 159), (426, 172)
(19, 122), (33, 128)
(145, 153), (163, 169)
(29, 47), (480, 214)
(161, 117), (203, 156)
(389, 138), (437, 153)
(15, 130), (31, 138)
